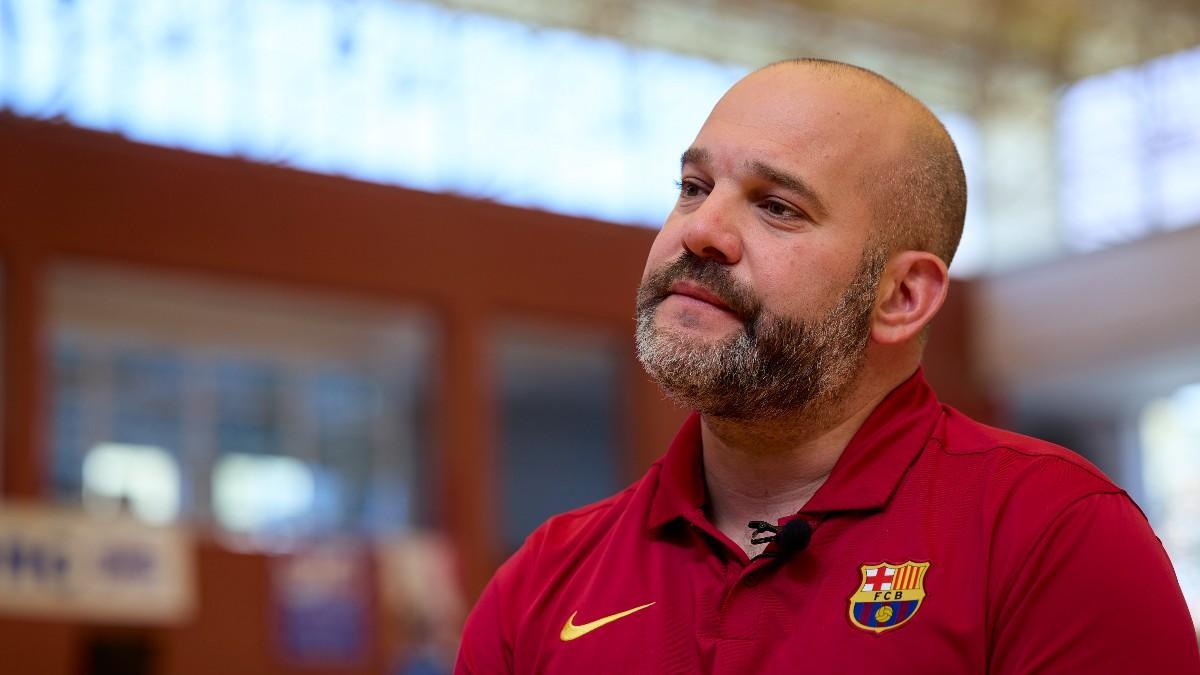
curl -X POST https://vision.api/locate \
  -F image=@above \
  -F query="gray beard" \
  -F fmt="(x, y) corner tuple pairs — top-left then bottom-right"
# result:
(634, 249), (885, 421)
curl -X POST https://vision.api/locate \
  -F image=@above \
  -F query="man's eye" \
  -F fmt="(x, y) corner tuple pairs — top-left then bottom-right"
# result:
(676, 180), (704, 198)
(763, 200), (800, 218)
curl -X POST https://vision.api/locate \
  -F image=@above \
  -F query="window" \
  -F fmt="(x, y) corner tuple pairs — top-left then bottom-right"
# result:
(1059, 46), (1200, 251)
(46, 265), (431, 546)
(0, 0), (743, 227)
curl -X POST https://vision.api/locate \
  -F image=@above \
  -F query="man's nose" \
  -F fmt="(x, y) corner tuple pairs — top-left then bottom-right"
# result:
(680, 193), (743, 265)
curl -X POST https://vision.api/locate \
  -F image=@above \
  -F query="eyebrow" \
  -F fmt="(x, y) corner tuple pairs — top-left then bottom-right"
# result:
(748, 160), (830, 220)
(680, 146), (710, 170)
(680, 147), (829, 220)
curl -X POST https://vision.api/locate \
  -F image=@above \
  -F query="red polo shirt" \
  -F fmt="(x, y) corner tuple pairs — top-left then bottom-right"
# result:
(456, 370), (1200, 673)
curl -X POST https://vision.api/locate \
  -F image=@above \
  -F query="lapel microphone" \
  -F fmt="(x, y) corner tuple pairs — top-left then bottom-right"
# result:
(747, 519), (813, 558)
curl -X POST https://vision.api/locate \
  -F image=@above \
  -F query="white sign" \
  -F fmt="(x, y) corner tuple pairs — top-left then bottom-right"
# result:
(0, 504), (194, 623)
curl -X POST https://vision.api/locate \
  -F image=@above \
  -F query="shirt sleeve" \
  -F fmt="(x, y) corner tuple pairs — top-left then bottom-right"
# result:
(989, 492), (1200, 674)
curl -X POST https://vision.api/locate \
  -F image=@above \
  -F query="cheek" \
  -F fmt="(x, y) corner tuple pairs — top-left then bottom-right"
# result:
(748, 241), (856, 316)
(641, 227), (683, 281)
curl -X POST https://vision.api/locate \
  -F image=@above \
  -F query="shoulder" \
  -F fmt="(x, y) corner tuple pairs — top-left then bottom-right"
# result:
(985, 489), (1200, 673)
(494, 464), (659, 588)
(922, 405), (1139, 562)
(932, 404), (1122, 499)
(458, 470), (656, 669)
(522, 481), (644, 556)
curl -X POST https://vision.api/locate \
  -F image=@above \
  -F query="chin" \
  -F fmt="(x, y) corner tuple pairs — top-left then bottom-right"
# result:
(655, 313), (743, 340)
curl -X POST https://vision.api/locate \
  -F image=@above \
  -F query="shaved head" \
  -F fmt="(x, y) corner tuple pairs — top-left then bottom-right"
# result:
(762, 59), (967, 266)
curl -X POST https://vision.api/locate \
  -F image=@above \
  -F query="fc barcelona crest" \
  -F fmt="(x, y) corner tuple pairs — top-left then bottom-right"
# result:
(848, 561), (930, 634)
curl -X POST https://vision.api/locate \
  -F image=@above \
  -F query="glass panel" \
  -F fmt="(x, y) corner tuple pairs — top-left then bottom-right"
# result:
(49, 338), (89, 502)
(214, 360), (283, 458)
(112, 349), (185, 453)
(212, 452), (315, 536)
(495, 325), (623, 554)
(1146, 48), (1200, 230)
(1058, 68), (1147, 250)
(311, 370), (377, 531)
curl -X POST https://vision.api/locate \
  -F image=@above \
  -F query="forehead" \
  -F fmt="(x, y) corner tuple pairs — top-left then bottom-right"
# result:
(691, 66), (909, 196)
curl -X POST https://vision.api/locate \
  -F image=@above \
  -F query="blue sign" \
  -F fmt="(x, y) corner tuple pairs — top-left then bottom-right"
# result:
(272, 548), (370, 665)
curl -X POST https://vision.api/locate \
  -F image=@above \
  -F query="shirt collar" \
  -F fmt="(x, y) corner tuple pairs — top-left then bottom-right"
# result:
(646, 368), (943, 530)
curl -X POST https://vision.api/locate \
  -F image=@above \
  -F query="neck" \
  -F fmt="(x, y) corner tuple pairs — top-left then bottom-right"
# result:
(701, 366), (909, 557)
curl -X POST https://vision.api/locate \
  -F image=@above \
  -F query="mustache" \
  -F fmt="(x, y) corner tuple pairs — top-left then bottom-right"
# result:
(636, 252), (763, 323)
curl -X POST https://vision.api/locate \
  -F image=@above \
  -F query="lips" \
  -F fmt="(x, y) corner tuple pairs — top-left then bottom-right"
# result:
(668, 280), (735, 313)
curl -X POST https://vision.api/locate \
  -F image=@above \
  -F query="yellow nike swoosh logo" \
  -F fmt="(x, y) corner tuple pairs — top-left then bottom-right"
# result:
(559, 602), (656, 642)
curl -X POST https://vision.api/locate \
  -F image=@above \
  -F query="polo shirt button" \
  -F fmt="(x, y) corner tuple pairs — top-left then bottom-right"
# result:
(743, 573), (761, 587)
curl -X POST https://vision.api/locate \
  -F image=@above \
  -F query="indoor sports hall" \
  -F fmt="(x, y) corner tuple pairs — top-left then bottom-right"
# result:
(1, 1), (1197, 672)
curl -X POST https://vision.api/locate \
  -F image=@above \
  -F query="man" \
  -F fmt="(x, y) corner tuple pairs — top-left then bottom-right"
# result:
(455, 59), (1200, 673)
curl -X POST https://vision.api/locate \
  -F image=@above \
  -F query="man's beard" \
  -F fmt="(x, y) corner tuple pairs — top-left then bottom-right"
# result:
(634, 247), (887, 421)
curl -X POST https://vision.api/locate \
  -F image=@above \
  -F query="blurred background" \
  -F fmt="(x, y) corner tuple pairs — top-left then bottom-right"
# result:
(0, 0), (1197, 672)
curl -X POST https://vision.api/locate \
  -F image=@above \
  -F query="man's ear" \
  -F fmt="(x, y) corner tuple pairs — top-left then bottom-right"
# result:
(872, 251), (950, 345)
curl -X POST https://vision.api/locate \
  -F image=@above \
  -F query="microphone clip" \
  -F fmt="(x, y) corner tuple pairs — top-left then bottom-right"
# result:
(747, 520), (781, 546)
(747, 518), (814, 559)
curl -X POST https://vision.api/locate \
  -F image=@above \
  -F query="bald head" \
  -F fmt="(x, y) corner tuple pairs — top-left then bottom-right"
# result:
(759, 59), (967, 266)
